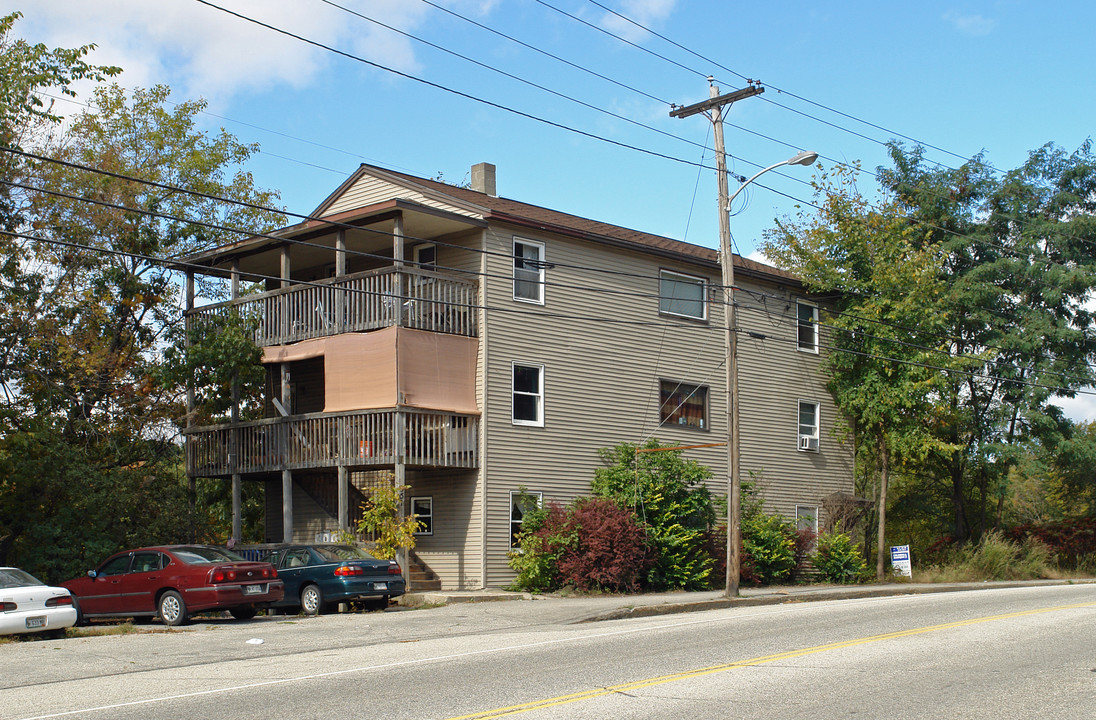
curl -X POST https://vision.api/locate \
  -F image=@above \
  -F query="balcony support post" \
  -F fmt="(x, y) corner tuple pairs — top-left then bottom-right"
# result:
(282, 468), (293, 543)
(335, 228), (346, 334)
(232, 473), (242, 542)
(338, 464), (349, 532)
(395, 409), (409, 589)
(230, 259), (242, 543)
(186, 270), (196, 541)
(280, 361), (293, 542)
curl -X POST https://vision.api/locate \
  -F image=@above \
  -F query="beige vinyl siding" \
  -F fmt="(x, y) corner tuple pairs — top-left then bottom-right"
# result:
(426, 229), (482, 278)
(480, 224), (729, 585)
(735, 281), (853, 522)
(406, 469), (481, 589)
(325, 175), (484, 219)
(262, 478), (336, 543)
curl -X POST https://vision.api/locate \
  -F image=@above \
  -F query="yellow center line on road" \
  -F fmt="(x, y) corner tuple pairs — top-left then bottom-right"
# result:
(444, 601), (1096, 720)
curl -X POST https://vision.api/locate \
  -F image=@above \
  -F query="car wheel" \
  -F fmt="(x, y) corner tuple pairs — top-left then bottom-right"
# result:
(300, 584), (323, 616)
(158, 590), (188, 627)
(72, 596), (88, 627)
(229, 606), (257, 621)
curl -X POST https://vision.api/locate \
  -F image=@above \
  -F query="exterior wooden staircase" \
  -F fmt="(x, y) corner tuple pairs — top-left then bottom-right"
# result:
(407, 551), (441, 591)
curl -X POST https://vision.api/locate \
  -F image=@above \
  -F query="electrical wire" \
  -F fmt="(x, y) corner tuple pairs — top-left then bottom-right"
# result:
(11, 144), (1095, 379)
(317, 0), (714, 156)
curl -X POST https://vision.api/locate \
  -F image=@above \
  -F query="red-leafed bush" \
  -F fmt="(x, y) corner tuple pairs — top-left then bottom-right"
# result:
(1007, 518), (1096, 568)
(555, 498), (652, 593)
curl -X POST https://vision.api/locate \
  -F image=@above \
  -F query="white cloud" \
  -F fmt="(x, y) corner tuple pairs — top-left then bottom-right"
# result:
(599, 0), (678, 42)
(1053, 392), (1096, 425)
(8, 0), (433, 107)
(942, 10), (996, 36)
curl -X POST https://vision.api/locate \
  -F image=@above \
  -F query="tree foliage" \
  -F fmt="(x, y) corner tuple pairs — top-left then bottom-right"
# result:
(763, 141), (1096, 561)
(0, 15), (283, 575)
(357, 481), (422, 560)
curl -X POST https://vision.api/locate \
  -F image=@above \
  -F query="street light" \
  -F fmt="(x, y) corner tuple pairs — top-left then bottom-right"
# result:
(722, 150), (818, 597)
(726, 151), (819, 209)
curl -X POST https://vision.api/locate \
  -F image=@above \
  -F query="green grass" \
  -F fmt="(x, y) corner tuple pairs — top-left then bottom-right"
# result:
(913, 531), (1061, 583)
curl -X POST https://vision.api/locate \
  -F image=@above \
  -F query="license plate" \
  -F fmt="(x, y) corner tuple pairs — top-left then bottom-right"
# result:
(373, 582), (387, 591)
(25, 616), (45, 629)
(243, 584), (264, 595)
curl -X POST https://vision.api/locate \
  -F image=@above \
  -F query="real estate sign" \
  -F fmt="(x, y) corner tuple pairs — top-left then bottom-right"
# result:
(890, 545), (912, 577)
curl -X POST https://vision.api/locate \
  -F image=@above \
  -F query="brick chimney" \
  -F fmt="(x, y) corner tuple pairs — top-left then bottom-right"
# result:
(470, 162), (496, 197)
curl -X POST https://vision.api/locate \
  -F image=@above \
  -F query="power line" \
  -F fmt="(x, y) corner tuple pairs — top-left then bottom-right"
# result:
(582, 0), (990, 172)
(12, 143), (1094, 380)
(733, 314), (1096, 399)
(417, 0), (670, 106)
(734, 298), (1096, 390)
(191, 0), (712, 172)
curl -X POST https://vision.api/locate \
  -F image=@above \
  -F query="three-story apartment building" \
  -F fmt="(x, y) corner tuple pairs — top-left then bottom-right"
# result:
(181, 162), (854, 589)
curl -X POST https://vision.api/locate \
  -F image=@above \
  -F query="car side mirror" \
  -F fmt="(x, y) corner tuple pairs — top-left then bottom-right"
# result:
(87, 570), (97, 578)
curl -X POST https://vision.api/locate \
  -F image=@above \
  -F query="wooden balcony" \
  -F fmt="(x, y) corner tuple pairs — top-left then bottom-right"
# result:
(186, 266), (477, 347)
(185, 409), (479, 478)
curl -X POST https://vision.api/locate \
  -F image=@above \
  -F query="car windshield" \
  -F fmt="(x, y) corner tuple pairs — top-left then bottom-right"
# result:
(171, 546), (247, 564)
(314, 545), (378, 562)
(0, 568), (43, 588)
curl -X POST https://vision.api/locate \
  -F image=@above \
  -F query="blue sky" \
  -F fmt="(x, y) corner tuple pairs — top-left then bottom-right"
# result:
(9, 0), (1096, 418)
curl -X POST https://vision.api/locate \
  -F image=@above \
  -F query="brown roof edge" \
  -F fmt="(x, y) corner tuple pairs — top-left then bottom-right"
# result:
(350, 163), (802, 286)
(487, 210), (801, 287)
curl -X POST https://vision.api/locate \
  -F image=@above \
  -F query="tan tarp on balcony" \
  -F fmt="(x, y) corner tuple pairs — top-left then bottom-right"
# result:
(262, 327), (478, 414)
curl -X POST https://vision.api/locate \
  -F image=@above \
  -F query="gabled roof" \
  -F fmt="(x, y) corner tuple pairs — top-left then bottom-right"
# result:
(318, 163), (801, 287)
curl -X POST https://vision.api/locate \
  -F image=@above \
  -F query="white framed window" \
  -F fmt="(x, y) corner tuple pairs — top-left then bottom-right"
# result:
(510, 490), (542, 548)
(411, 496), (433, 535)
(798, 400), (820, 451)
(659, 380), (709, 430)
(797, 301), (819, 353)
(512, 363), (544, 426)
(513, 238), (545, 304)
(413, 243), (437, 271)
(659, 270), (707, 320)
(796, 506), (819, 535)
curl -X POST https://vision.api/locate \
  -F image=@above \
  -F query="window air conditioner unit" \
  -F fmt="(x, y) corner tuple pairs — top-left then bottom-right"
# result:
(799, 436), (819, 452)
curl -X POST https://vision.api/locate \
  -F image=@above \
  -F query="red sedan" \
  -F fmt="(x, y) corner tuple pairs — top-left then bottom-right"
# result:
(62, 545), (284, 626)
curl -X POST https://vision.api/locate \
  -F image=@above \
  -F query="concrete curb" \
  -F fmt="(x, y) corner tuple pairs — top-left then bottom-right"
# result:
(579, 579), (1096, 623)
(397, 578), (1096, 622)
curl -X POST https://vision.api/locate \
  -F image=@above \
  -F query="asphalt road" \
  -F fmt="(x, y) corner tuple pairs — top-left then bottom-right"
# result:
(4, 583), (1095, 719)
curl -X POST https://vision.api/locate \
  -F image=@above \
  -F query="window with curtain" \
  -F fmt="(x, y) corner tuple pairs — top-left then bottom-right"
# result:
(659, 380), (708, 430)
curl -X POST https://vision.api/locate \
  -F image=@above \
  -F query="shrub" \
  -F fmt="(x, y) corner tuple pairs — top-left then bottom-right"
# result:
(592, 441), (718, 590)
(508, 499), (651, 593)
(1007, 518), (1096, 569)
(742, 513), (797, 585)
(356, 481), (421, 560)
(555, 498), (652, 593)
(918, 530), (1056, 582)
(812, 530), (867, 583)
(508, 502), (570, 593)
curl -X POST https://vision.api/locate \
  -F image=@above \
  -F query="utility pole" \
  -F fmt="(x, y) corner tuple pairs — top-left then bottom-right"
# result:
(671, 80), (763, 597)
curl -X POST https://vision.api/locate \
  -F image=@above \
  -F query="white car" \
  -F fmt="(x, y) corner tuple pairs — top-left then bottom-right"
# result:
(0, 567), (77, 638)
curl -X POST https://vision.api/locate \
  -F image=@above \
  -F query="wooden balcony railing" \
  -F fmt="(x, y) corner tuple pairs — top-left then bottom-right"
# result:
(186, 266), (477, 346)
(185, 409), (479, 477)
